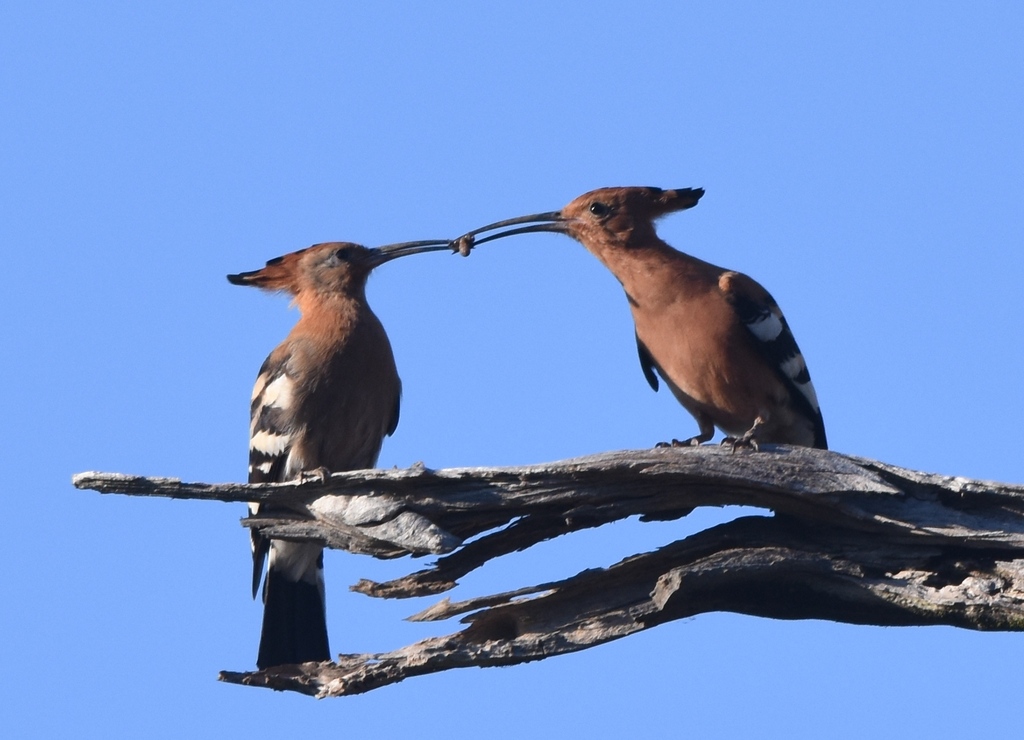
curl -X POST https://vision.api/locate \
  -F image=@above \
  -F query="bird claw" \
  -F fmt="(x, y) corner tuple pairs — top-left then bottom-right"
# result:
(721, 435), (760, 453)
(722, 416), (766, 452)
(299, 466), (331, 483)
(655, 437), (703, 449)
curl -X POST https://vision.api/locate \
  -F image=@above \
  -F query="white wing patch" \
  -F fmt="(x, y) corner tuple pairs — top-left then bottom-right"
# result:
(251, 430), (292, 457)
(261, 373), (294, 410)
(746, 311), (784, 342)
(779, 351), (820, 411)
(780, 354), (805, 380)
(250, 372), (269, 403)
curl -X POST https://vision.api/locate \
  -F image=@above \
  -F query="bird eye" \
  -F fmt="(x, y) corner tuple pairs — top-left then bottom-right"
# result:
(332, 247), (352, 262)
(589, 201), (610, 217)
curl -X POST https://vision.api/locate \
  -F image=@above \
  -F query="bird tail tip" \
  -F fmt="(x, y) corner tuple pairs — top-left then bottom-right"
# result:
(256, 569), (330, 669)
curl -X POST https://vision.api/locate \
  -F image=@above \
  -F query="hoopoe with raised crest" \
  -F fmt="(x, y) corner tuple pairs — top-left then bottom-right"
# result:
(453, 187), (826, 450)
(228, 238), (450, 669)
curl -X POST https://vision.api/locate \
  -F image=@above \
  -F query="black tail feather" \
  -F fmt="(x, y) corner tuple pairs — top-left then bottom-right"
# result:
(256, 569), (330, 669)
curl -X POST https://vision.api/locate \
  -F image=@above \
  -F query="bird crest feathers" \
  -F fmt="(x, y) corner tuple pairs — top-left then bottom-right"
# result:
(226, 249), (309, 294)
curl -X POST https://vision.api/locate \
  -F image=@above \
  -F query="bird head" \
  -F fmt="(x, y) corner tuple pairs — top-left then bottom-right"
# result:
(227, 239), (451, 298)
(451, 186), (704, 253)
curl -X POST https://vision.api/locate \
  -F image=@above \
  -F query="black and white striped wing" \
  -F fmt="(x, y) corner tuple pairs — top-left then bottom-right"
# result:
(724, 273), (827, 449)
(247, 355), (301, 596)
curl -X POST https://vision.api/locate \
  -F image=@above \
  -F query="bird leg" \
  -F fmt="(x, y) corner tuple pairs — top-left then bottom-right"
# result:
(299, 466), (332, 484)
(722, 416), (767, 453)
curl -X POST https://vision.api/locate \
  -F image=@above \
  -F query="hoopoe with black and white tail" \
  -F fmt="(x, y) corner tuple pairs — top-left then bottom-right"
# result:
(228, 239), (450, 669)
(453, 187), (826, 450)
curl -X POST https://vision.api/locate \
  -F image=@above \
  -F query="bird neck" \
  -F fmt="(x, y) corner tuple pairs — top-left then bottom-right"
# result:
(591, 239), (712, 311)
(292, 290), (376, 349)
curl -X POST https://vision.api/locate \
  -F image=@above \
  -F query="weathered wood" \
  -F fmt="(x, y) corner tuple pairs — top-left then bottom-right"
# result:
(72, 446), (1024, 698)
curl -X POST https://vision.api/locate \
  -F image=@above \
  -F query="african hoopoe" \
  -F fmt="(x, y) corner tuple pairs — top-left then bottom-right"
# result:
(228, 238), (450, 669)
(453, 187), (827, 450)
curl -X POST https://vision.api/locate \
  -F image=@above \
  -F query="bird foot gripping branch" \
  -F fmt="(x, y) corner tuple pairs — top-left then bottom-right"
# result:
(655, 437), (707, 449)
(299, 466), (331, 484)
(721, 435), (760, 453)
(721, 416), (769, 452)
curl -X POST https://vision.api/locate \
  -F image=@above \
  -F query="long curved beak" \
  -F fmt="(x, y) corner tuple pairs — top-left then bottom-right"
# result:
(370, 239), (453, 267)
(451, 211), (568, 251)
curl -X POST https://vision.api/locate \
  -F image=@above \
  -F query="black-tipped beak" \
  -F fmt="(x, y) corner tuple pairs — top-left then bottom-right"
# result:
(451, 211), (568, 251)
(369, 239), (452, 267)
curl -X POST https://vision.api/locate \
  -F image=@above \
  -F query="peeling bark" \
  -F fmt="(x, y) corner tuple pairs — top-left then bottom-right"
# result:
(73, 445), (1024, 698)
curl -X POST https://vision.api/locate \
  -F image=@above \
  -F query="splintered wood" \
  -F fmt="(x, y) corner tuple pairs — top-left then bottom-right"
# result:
(73, 446), (1024, 698)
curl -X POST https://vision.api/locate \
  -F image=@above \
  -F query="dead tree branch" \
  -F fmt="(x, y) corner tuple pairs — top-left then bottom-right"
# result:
(73, 446), (1024, 698)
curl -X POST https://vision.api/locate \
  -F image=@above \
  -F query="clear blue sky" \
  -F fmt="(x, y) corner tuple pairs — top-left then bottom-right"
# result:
(3, 3), (1022, 737)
